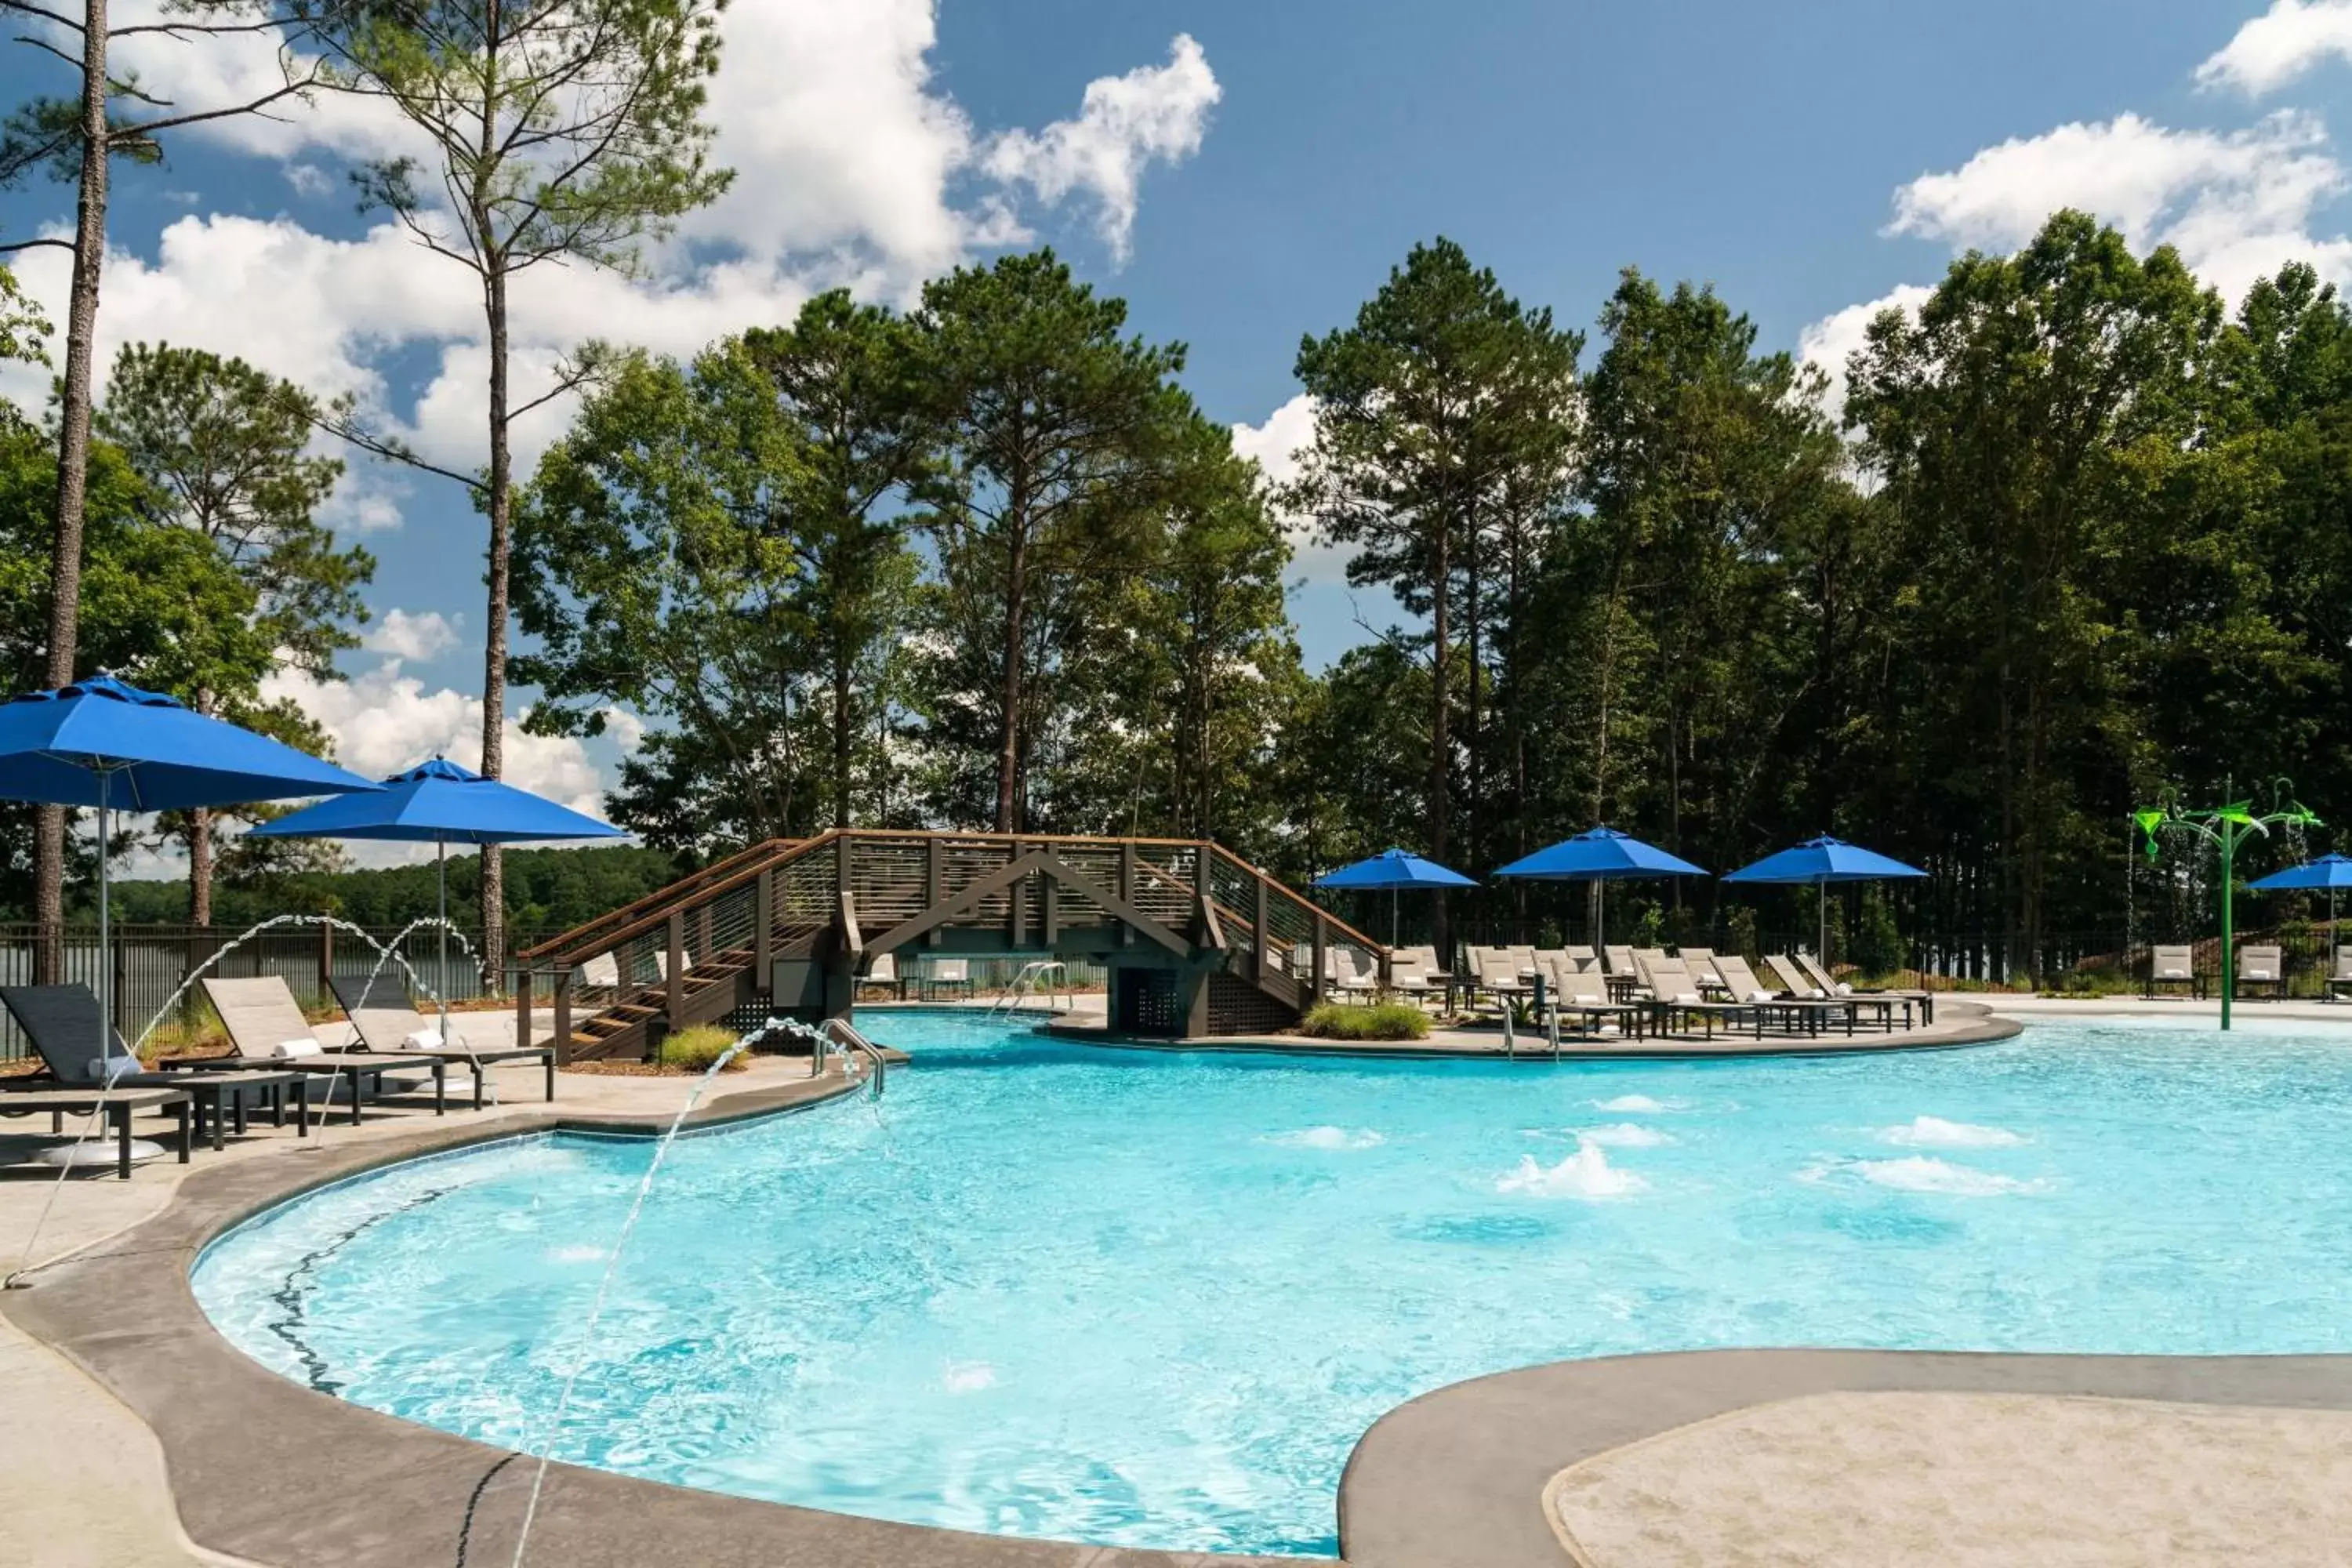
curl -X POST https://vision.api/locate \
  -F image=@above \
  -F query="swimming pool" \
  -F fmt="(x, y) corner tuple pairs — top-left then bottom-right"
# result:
(193, 1011), (2352, 1557)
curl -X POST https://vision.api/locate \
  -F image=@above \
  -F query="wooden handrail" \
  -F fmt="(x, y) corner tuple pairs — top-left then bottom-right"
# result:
(525, 833), (841, 965)
(517, 834), (804, 960)
(521, 827), (1387, 970)
(1206, 843), (1388, 955)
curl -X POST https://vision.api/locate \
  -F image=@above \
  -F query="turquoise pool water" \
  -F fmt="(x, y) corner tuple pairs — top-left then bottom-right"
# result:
(194, 1011), (2352, 1557)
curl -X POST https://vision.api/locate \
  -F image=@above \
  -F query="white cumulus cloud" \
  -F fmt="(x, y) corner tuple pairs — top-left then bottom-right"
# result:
(361, 608), (461, 662)
(1796, 284), (1933, 409)
(1886, 111), (2352, 301)
(981, 34), (1221, 262)
(2198, 0), (2352, 95)
(1233, 392), (1352, 583)
(263, 659), (607, 825)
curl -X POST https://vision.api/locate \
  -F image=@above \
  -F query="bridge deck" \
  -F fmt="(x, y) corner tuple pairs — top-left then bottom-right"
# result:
(514, 830), (1388, 1060)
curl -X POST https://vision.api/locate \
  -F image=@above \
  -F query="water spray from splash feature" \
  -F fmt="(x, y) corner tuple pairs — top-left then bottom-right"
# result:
(10, 915), (456, 1290)
(504, 1014), (849, 1566)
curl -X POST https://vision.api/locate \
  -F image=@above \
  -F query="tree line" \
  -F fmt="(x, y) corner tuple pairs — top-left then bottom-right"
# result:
(3, 1), (2346, 977)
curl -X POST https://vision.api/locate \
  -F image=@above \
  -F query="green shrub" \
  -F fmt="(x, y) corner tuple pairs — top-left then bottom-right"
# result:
(1300, 1001), (1432, 1041)
(655, 1024), (748, 1073)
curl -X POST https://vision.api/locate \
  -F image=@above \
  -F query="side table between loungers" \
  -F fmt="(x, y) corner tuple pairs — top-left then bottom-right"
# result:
(0, 1086), (191, 1178)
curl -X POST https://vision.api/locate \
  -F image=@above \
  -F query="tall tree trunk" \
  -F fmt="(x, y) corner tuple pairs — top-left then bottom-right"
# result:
(478, 258), (510, 985)
(1429, 517), (1452, 964)
(34, 0), (113, 983)
(186, 687), (218, 925)
(831, 641), (853, 829)
(995, 515), (1027, 833)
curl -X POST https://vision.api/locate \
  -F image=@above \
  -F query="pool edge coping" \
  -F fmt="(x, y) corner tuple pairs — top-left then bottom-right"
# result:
(10, 1011), (2337, 1568)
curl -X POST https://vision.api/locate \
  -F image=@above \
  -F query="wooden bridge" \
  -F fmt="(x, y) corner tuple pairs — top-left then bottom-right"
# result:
(512, 830), (1389, 1062)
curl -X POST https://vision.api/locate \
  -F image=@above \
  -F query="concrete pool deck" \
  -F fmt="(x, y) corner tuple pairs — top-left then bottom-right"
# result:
(2, 996), (2349, 1566)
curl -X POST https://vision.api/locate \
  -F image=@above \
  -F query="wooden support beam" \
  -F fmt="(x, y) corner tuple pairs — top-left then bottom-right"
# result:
(926, 837), (945, 948)
(754, 867), (774, 985)
(839, 891), (863, 956)
(1311, 913), (1328, 1007)
(866, 849), (1194, 958)
(517, 965), (533, 1058)
(552, 967), (572, 1065)
(1254, 877), (1269, 980)
(1118, 843), (1137, 947)
(1043, 866), (1060, 946)
(1197, 881), (1226, 951)
(1009, 840), (1027, 948)
(666, 911), (687, 1027)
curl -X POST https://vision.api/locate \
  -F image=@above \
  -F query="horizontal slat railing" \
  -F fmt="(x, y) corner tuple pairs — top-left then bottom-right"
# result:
(517, 836), (804, 962)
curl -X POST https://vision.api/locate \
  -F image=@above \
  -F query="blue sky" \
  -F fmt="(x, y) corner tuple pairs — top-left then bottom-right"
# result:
(4, 0), (2350, 830)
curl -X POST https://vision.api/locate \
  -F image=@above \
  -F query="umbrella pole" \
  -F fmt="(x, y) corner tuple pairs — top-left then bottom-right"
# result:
(437, 837), (451, 1045)
(1818, 880), (1827, 971)
(97, 773), (111, 1062)
(1392, 887), (1399, 948)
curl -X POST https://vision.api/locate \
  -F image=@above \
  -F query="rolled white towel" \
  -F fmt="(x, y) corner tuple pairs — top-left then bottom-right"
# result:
(90, 1052), (143, 1083)
(271, 1036), (324, 1059)
(403, 1025), (459, 1051)
(1835, 982), (1853, 996)
(1748, 989), (1776, 1004)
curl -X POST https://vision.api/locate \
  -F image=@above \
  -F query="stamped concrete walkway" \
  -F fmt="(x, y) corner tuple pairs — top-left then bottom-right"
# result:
(1548, 1390), (2352, 1567)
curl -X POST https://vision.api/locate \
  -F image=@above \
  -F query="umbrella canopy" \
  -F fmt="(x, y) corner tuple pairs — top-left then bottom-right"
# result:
(1494, 826), (1707, 881)
(1723, 834), (1926, 967)
(1312, 848), (1477, 891)
(0, 674), (378, 809)
(250, 757), (623, 1041)
(1312, 848), (1475, 946)
(1492, 828), (1706, 950)
(2248, 854), (2352, 891)
(1723, 834), (1926, 887)
(247, 756), (623, 846)
(0, 674), (378, 1157)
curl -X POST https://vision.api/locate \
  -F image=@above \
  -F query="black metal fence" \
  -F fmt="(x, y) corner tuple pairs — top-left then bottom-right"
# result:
(0, 920), (555, 1062)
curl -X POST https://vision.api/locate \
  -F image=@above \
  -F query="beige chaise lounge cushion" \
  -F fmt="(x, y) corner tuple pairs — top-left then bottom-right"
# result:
(201, 975), (322, 1056)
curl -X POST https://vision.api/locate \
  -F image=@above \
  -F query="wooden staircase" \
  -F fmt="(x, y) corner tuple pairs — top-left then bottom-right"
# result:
(513, 830), (1388, 1060)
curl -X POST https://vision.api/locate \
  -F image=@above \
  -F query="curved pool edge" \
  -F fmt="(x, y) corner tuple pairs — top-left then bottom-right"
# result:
(2, 1004), (2264, 1568)
(1048, 996), (2022, 1059)
(2, 1066), (1319, 1568)
(1334, 1346), (2352, 1568)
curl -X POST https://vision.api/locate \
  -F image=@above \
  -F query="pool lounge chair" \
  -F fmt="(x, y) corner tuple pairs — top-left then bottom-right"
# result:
(1791, 952), (1933, 1026)
(2144, 945), (2203, 1000)
(2234, 944), (2286, 1001)
(1633, 953), (1757, 1039)
(921, 957), (972, 1002)
(1677, 948), (1727, 996)
(1385, 945), (1446, 1007)
(0, 983), (312, 1152)
(1465, 946), (1533, 1008)
(858, 952), (908, 1001)
(329, 973), (556, 1105)
(1544, 965), (1648, 1038)
(198, 975), (450, 1126)
(2330, 946), (2352, 1002)
(1762, 955), (1893, 1032)
(1713, 956), (1846, 1038)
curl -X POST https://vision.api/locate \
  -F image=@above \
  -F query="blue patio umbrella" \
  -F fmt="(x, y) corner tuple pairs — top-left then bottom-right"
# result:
(1312, 848), (1476, 945)
(2249, 853), (2352, 935)
(1493, 826), (1707, 945)
(249, 757), (624, 1040)
(0, 675), (378, 1145)
(1723, 834), (1926, 967)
